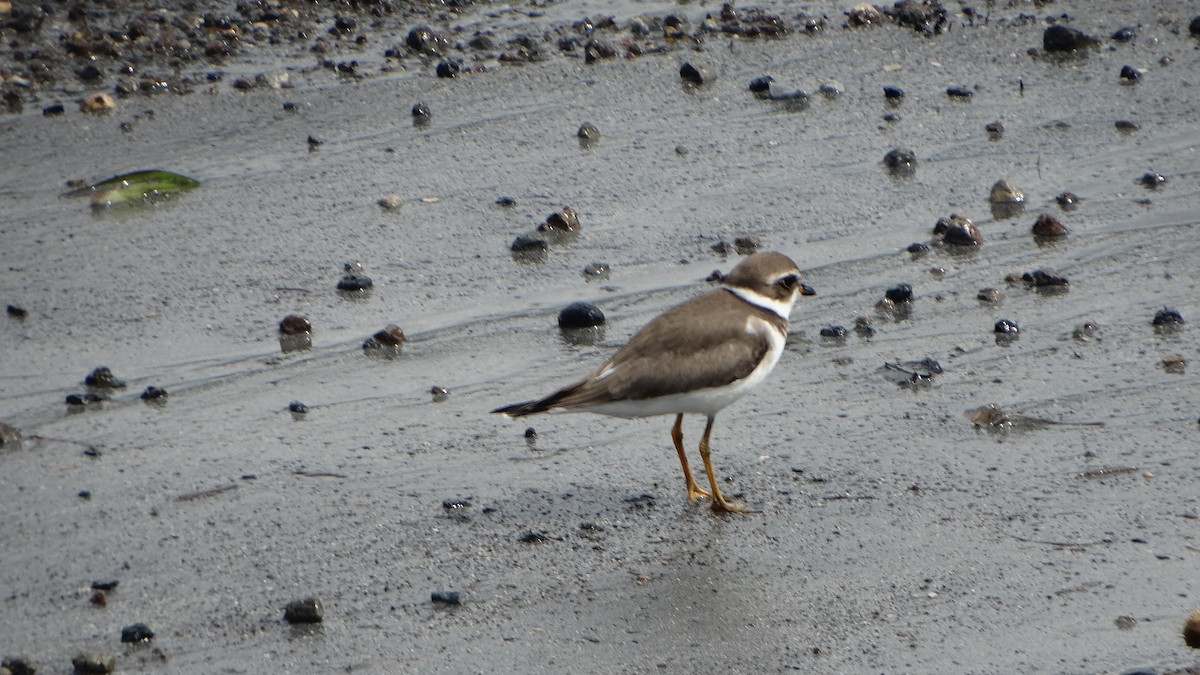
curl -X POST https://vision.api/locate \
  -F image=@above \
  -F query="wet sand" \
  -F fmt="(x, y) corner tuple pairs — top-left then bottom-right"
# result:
(2, 2), (1199, 672)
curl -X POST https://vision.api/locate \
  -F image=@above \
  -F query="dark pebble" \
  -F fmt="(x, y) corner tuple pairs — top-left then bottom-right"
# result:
(0, 421), (20, 448)
(78, 490), (91, 499)
(435, 60), (460, 79)
(748, 75), (774, 94)
(510, 234), (548, 252)
(76, 64), (103, 82)
(1138, 173), (1166, 189)
(734, 235), (760, 254)
(279, 314), (312, 335)
(946, 85), (973, 98)
(1119, 65), (1141, 82)
(91, 579), (119, 591)
(1, 657), (37, 675)
(71, 653), (115, 674)
(430, 386), (449, 403)
(985, 120), (1004, 139)
(994, 319), (1020, 334)
(363, 324), (406, 350)
(1152, 307), (1183, 326)
(6, 304), (27, 318)
(582, 262), (610, 280)
(679, 62), (706, 85)
(283, 598), (323, 624)
(1115, 119), (1140, 132)
(882, 112), (900, 122)
(540, 207), (580, 232)
(43, 103), (65, 116)
(1043, 25), (1096, 52)
(495, 196), (516, 207)
(1111, 27), (1135, 42)
(1184, 610), (1200, 648)
(139, 384), (168, 398)
(883, 85), (905, 101)
(120, 623), (154, 643)
(1022, 268), (1069, 287)
(1192, 15), (1200, 36)
(518, 531), (549, 544)
(90, 589), (107, 606)
(906, 242), (929, 254)
(558, 302), (605, 329)
(883, 148), (916, 169)
(282, 101), (298, 112)
(854, 321), (875, 338)
(411, 102), (430, 119)
(1032, 214), (1069, 238)
(337, 273), (373, 291)
(66, 393), (105, 406)
(819, 325), (847, 339)
(287, 401), (309, 414)
(85, 366), (125, 389)
(1056, 192), (1080, 209)
(937, 215), (982, 246)
(306, 135), (323, 148)
(523, 427), (536, 439)
(431, 590), (461, 605)
(577, 121), (599, 141)
(767, 89), (809, 109)
(885, 283), (913, 303)
(441, 497), (471, 509)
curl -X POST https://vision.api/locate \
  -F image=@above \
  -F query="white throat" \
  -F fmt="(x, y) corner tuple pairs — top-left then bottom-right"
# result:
(724, 286), (795, 321)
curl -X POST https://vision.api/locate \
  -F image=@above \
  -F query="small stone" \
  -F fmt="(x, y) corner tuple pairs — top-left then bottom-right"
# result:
(989, 180), (1024, 204)
(1056, 192), (1080, 209)
(66, 393), (105, 406)
(819, 325), (847, 339)
(1162, 354), (1186, 374)
(883, 85), (905, 102)
(582, 262), (610, 280)
(435, 60), (460, 78)
(733, 236), (760, 254)
(1032, 214), (1069, 238)
(306, 135), (323, 148)
(70, 653), (115, 674)
(0, 421), (19, 449)
(1152, 307), (1183, 327)
(518, 531), (549, 544)
(510, 234), (548, 252)
(936, 214), (982, 246)
(279, 315), (312, 335)
(495, 196), (516, 207)
(79, 91), (114, 114)
(853, 318), (875, 338)
(882, 112), (900, 122)
(6, 304), (27, 318)
(1184, 609), (1200, 648)
(540, 207), (580, 232)
(431, 590), (461, 605)
(523, 427), (536, 439)
(577, 121), (599, 141)
(1043, 25), (1097, 52)
(1, 657), (36, 675)
(1139, 173), (1166, 189)
(377, 194), (403, 210)
(1119, 65), (1141, 82)
(337, 274), (373, 291)
(985, 120), (1004, 139)
(679, 62), (706, 85)
(946, 85), (973, 98)
(430, 386), (449, 403)
(287, 401), (309, 414)
(139, 386), (167, 401)
(1115, 615), (1137, 631)
(363, 325), (406, 351)
(90, 589), (107, 606)
(1022, 268), (1069, 287)
(1111, 27), (1135, 42)
(558, 302), (605, 329)
(885, 283), (913, 303)
(411, 101), (430, 119)
(1191, 16), (1200, 37)
(883, 148), (916, 169)
(818, 81), (844, 98)
(977, 288), (1003, 304)
(1115, 119), (1140, 132)
(43, 103), (65, 116)
(748, 75), (774, 93)
(906, 242), (929, 254)
(91, 580), (119, 591)
(994, 319), (1019, 335)
(85, 367), (125, 389)
(120, 623), (154, 643)
(283, 598), (323, 624)
(1073, 321), (1099, 341)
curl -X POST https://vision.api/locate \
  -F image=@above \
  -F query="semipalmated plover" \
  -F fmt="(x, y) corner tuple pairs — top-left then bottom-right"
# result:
(493, 251), (810, 513)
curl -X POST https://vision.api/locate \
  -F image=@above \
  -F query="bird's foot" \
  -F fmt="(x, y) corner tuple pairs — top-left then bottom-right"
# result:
(686, 482), (711, 502)
(710, 497), (756, 514)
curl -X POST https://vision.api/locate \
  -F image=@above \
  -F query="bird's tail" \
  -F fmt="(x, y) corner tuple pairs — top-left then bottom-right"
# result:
(491, 384), (579, 417)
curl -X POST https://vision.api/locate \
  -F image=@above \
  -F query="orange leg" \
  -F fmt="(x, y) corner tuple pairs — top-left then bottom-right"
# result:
(671, 414), (710, 502)
(698, 415), (750, 513)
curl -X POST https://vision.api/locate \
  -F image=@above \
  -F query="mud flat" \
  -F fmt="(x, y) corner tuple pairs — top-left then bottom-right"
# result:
(2, 1), (1199, 673)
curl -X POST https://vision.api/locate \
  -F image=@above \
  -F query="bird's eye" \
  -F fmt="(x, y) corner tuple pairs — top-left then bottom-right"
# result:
(777, 275), (798, 289)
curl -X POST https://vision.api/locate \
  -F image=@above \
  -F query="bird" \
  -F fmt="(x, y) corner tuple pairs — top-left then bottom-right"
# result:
(492, 251), (812, 513)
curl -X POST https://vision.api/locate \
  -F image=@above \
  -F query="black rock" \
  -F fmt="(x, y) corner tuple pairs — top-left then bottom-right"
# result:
(6, 304), (27, 317)
(558, 302), (605, 329)
(139, 386), (168, 401)
(2, 656), (37, 675)
(985, 120), (1004, 139)
(885, 283), (914, 303)
(679, 62), (706, 85)
(330, 15), (356, 35)
(283, 597), (323, 624)
(66, 393), (105, 406)
(435, 60), (460, 79)
(1152, 307), (1183, 326)
(518, 531), (549, 544)
(1043, 25), (1097, 52)
(1056, 192), (1080, 209)
(510, 234), (548, 252)
(994, 319), (1020, 334)
(431, 590), (461, 605)
(819, 325), (847, 338)
(883, 85), (905, 101)
(77, 64), (103, 82)
(749, 75), (774, 93)
(854, 322), (875, 338)
(577, 121), (600, 141)
(734, 235), (761, 254)
(406, 25), (447, 55)
(1192, 15), (1200, 36)
(78, 490), (91, 499)
(523, 427), (536, 439)
(43, 103), (65, 116)
(337, 273), (373, 291)
(441, 497), (471, 509)
(883, 148), (916, 169)
(85, 366), (125, 389)
(363, 325), (406, 351)
(70, 652), (114, 674)
(582, 262), (610, 280)
(120, 623), (154, 643)
(1139, 173), (1167, 189)
(288, 401), (309, 414)
(91, 579), (119, 591)
(1119, 65), (1141, 82)
(411, 102), (430, 118)
(306, 135), (323, 148)
(1022, 268), (1069, 287)
(946, 86), (973, 98)
(907, 242), (929, 254)
(1115, 119), (1140, 132)
(495, 196), (517, 207)
(1111, 27), (1135, 42)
